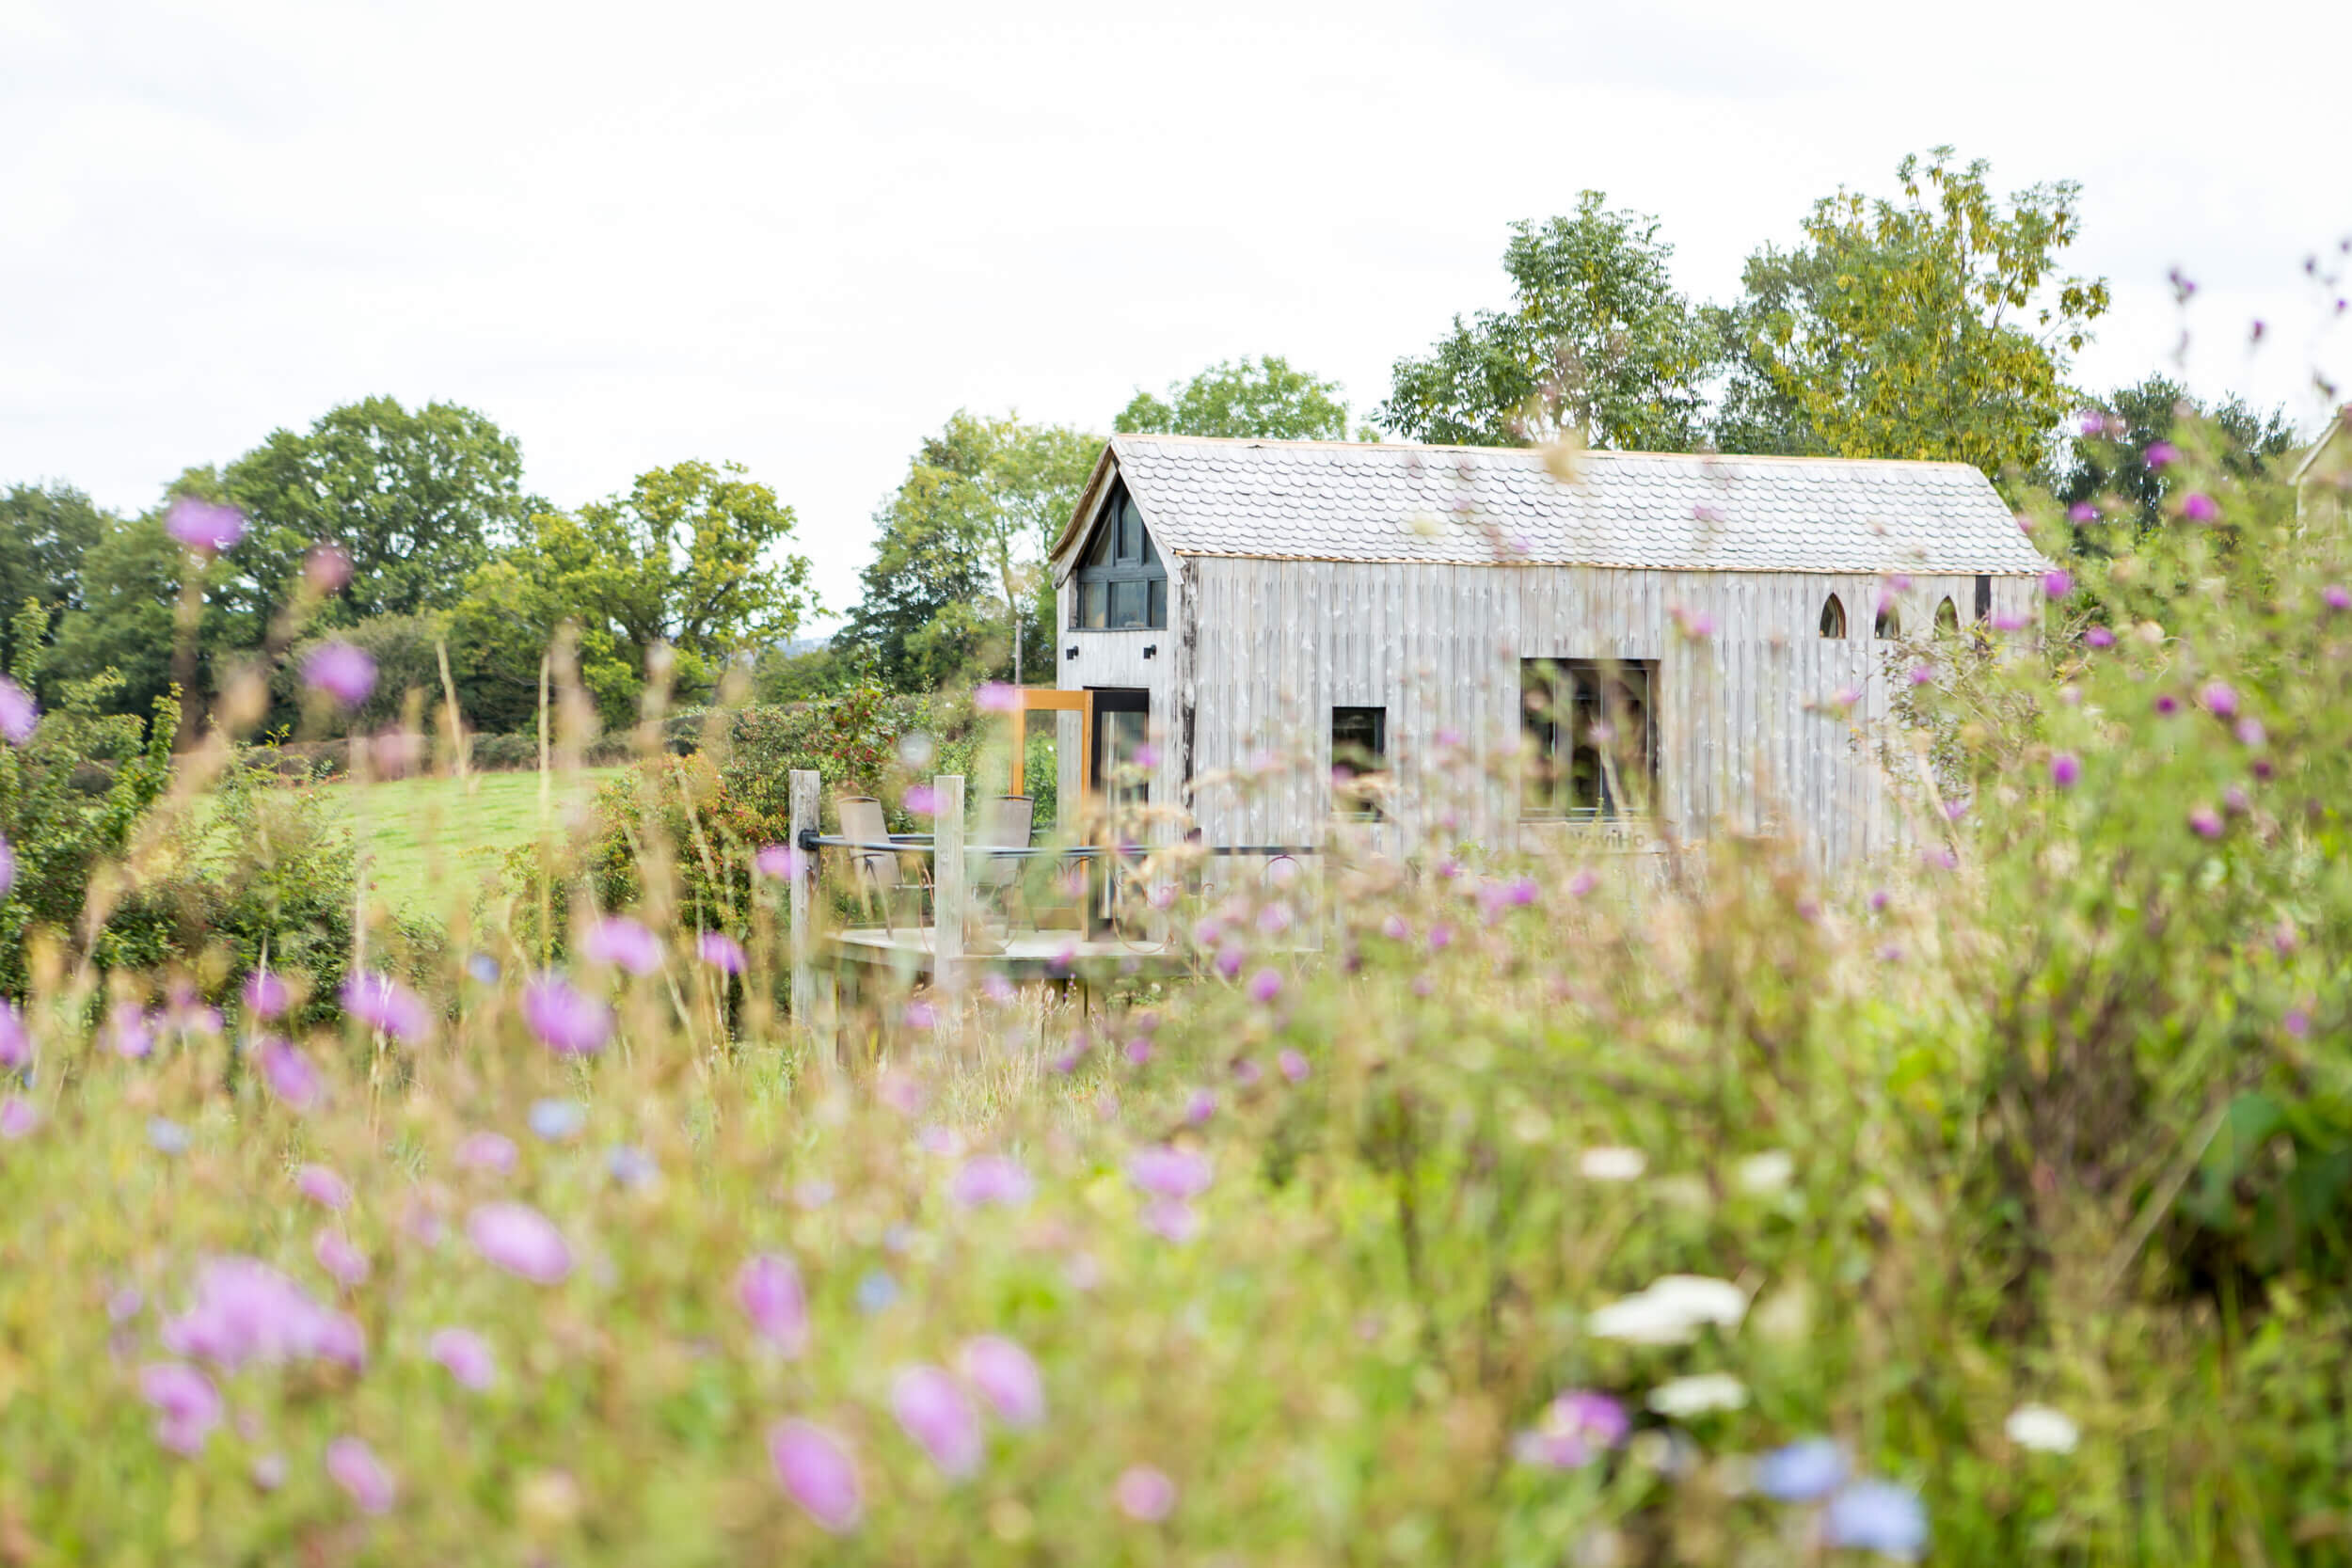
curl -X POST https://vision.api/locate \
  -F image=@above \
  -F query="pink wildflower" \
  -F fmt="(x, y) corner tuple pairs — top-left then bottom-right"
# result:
(428, 1327), (496, 1391)
(696, 932), (746, 975)
(737, 1253), (808, 1355)
(2189, 805), (2224, 839)
(0, 1005), (28, 1070)
(139, 1362), (223, 1455)
(959, 1336), (1045, 1428)
(2049, 752), (2081, 789)
(2145, 440), (2179, 468)
(951, 1155), (1032, 1209)
(0, 1097), (35, 1139)
(455, 1131), (516, 1173)
(2200, 681), (2239, 718)
(2042, 569), (2073, 599)
(2324, 585), (2350, 612)
(467, 1202), (572, 1285)
(0, 677), (35, 746)
(326, 1435), (395, 1514)
(342, 972), (431, 1040)
(1247, 967), (1283, 1005)
(2181, 492), (2218, 522)
(892, 1365), (983, 1479)
(164, 495), (246, 553)
(580, 916), (661, 976)
(1279, 1049), (1310, 1082)
(302, 641), (377, 709)
(1114, 1465), (1178, 1522)
(975, 682), (1021, 713)
(259, 1038), (322, 1111)
(769, 1420), (862, 1532)
(161, 1258), (363, 1370)
(754, 843), (803, 879)
(521, 974), (611, 1056)
(312, 1229), (369, 1288)
(1129, 1146), (1212, 1200)
(297, 1165), (353, 1211)
(243, 970), (291, 1018)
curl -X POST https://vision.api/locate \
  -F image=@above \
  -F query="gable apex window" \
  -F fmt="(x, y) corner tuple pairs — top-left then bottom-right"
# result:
(1073, 479), (1168, 630)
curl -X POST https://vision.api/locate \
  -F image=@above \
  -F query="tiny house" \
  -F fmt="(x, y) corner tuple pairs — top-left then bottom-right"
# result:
(1045, 435), (2050, 873)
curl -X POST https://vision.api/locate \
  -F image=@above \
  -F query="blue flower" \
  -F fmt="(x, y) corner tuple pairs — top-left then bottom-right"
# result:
(606, 1145), (658, 1189)
(148, 1117), (191, 1156)
(529, 1099), (586, 1142)
(854, 1270), (899, 1315)
(1824, 1480), (1928, 1560)
(1756, 1438), (1847, 1501)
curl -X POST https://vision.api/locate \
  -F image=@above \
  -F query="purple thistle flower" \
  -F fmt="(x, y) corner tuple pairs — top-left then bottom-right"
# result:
(106, 1003), (154, 1060)
(342, 972), (431, 1041)
(2066, 501), (2098, 523)
(1428, 923), (1454, 952)
(903, 1000), (938, 1030)
(2144, 440), (2179, 469)
(975, 681), (1022, 713)
(139, 1362), (223, 1456)
(428, 1326), (496, 1391)
(1568, 869), (1597, 897)
(1379, 913), (1409, 941)
(1279, 1048), (1310, 1082)
(1906, 662), (1936, 686)
(1129, 1145), (1213, 1200)
(2084, 626), (2115, 648)
(2049, 752), (2081, 789)
(1143, 1198), (1200, 1243)
(2042, 569), (2073, 600)
(2154, 692), (2181, 716)
(0, 677), (35, 746)
(1990, 610), (2029, 631)
(2200, 681), (2239, 718)
(0, 835), (13, 901)
(301, 641), (377, 709)
(312, 1228), (370, 1288)
(951, 1155), (1032, 1209)
(580, 915), (661, 975)
(0, 1097), (36, 1139)
(0, 1004), (28, 1070)
(305, 545), (352, 593)
(2324, 585), (2350, 612)
(1247, 967), (1283, 1005)
(1113, 1465), (1178, 1523)
(1512, 1389), (1629, 1469)
(297, 1164), (352, 1211)
(2181, 492), (2218, 522)
(754, 843), (804, 879)
(243, 970), (291, 1019)
(892, 1365), (983, 1479)
(959, 1336), (1045, 1428)
(456, 1130), (516, 1172)
(696, 932), (746, 975)
(2225, 784), (2251, 816)
(737, 1253), (808, 1354)
(1232, 1057), (1263, 1087)
(2235, 717), (2266, 749)
(259, 1038), (321, 1111)
(521, 974), (611, 1056)
(250, 1453), (288, 1491)
(161, 1258), (364, 1371)
(1824, 1479), (1928, 1560)
(164, 495), (246, 553)
(326, 1435), (395, 1515)
(770, 1420), (862, 1532)
(2189, 805), (2224, 839)
(467, 1202), (572, 1285)
(902, 784), (939, 816)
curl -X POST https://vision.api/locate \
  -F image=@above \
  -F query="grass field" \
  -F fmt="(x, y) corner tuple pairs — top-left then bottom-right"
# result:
(317, 767), (622, 919)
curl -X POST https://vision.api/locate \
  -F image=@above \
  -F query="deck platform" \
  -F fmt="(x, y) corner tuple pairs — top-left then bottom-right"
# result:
(827, 926), (1185, 982)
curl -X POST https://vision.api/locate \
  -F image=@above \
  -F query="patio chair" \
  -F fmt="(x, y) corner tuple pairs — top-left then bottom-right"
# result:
(973, 794), (1035, 934)
(834, 796), (923, 935)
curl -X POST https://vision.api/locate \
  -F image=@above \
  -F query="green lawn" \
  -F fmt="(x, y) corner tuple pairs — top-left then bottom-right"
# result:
(316, 767), (622, 920)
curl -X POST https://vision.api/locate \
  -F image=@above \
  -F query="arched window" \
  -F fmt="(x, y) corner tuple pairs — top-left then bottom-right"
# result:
(1934, 597), (1960, 638)
(1819, 594), (1847, 639)
(1072, 480), (1167, 630)
(1874, 600), (1901, 639)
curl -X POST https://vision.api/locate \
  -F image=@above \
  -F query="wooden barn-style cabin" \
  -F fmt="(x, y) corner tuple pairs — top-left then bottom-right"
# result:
(1043, 434), (2051, 874)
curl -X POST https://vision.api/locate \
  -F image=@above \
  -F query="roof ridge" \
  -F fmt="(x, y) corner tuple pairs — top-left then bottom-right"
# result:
(1108, 431), (1987, 472)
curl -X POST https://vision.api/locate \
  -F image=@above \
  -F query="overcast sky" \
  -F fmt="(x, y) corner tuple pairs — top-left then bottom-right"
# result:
(5, 0), (2346, 629)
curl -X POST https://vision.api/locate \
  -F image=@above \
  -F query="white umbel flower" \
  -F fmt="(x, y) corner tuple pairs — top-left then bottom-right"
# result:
(2005, 1403), (2080, 1453)
(1587, 1275), (1749, 1345)
(1646, 1373), (1748, 1418)
(1579, 1147), (1647, 1181)
(1735, 1150), (1795, 1196)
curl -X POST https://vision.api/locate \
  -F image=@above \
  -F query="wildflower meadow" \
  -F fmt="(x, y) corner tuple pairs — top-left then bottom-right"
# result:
(1, 412), (2349, 1568)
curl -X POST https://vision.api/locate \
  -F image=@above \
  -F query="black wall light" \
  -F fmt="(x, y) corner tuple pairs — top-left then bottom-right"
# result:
(1064, 644), (1079, 660)
(1142, 643), (1158, 659)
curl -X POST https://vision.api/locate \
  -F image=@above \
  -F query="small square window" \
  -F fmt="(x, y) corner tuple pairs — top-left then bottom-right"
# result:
(1521, 659), (1656, 820)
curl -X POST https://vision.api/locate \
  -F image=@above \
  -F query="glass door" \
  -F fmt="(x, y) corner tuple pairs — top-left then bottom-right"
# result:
(1089, 689), (1151, 827)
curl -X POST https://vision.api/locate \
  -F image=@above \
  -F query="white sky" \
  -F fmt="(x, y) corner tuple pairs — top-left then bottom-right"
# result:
(5, 0), (2346, 630)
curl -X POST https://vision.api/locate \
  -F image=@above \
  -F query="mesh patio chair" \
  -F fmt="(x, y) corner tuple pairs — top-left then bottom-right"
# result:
(973, 794), (1035, 933)
(834, 795), (920, 935)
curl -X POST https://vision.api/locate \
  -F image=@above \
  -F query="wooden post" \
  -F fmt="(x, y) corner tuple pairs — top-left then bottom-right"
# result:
(932, 774), (965, 995)
(788, 770), (818, 1026)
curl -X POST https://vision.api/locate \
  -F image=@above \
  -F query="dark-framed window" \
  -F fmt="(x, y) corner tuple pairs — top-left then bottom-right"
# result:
(1331, 705), (1387, 820)
(1874, 600), (1901, 639)
(1072, 481), (1167, 630)
(1522, 658), (1657, 820)
(1820, 594), (1848, 639)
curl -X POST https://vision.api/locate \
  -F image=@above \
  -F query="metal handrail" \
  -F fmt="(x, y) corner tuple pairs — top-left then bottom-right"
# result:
(795, 831), (1320, 860)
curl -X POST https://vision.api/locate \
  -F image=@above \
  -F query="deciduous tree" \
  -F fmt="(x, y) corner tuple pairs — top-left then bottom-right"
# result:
(1116, 356), (1349, 441)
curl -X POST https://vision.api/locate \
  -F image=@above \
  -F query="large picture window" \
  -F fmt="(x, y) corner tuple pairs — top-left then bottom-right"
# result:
(1072, 482), (1167, 630)
(1521, 658), (1657, 820)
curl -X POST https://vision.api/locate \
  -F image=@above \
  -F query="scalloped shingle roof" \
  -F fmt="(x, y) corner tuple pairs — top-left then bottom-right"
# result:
(1075, 435), (2047, 576)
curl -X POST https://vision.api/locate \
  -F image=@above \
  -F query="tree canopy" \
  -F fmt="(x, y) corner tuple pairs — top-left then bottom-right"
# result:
(450, 460), (816, 728)
(1116, 356), (1349, 441)
(0, 482), (108, 683)
(836, 413), (1100, 691)
(1376, 194), (1715, 451)
(1712, 149), (2110, 483)
(2053, 376), (2300, 538)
